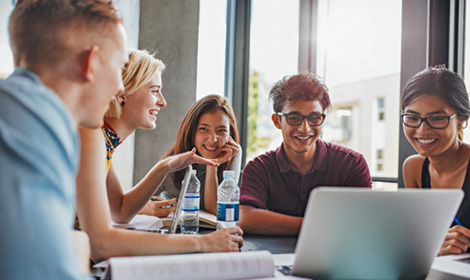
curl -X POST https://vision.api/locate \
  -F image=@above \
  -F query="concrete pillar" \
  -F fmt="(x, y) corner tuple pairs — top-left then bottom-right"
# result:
(134, 0), (200, 183)
(111, 0), (140, 191)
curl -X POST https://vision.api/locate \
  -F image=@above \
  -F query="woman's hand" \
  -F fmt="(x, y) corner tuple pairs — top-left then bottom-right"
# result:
(164, 148), (219, 173)
(214, 136), (239, 165)
(438, 225), (470, 256)
(138, 197), (177, 218)
(200, 227), (244, 252)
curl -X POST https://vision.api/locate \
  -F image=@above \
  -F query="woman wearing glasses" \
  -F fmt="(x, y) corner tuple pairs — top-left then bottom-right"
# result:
(401, 65), (470, 256)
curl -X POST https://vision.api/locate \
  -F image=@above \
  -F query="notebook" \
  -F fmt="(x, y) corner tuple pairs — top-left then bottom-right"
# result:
(290, 187), (463, 279)
(168, 165), (193, 234)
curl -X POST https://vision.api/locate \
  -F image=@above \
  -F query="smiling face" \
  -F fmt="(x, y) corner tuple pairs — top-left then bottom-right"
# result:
(194, 109), (230, 159)
(273, 99), (324, 160)
(403, 94), (462, 157)
(80, 23), (128, 128)
(120, 72), (166, 130)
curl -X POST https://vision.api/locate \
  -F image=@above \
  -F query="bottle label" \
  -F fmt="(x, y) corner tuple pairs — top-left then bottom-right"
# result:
(217, 202), (239, 222)
(182, 195), (200, 211)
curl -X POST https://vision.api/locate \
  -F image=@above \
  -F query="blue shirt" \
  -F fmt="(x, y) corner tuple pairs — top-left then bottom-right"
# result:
(0, 68), (91, 279)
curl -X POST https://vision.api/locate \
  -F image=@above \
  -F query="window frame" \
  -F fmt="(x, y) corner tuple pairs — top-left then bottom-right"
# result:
(224, 0), (463, 187)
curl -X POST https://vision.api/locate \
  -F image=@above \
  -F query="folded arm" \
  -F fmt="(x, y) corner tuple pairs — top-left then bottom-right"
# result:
(239, 205), (303, 235)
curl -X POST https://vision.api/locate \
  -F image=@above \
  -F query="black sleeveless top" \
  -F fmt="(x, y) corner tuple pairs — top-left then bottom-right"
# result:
(421, 157), (470, 228)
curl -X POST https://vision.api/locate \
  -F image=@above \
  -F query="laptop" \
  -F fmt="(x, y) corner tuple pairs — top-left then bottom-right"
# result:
(288, 187), (463, 279)
(168, 165), (193, 234)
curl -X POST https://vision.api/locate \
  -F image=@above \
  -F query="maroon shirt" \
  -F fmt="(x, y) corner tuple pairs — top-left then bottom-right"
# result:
(240, 139), (372, 217)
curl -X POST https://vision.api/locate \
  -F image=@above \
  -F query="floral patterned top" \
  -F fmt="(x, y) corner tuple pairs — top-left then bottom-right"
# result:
(102, 122), (122, 173)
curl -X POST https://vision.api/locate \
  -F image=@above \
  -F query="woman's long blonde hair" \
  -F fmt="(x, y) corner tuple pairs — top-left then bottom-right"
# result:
(105, 49), (165, 118)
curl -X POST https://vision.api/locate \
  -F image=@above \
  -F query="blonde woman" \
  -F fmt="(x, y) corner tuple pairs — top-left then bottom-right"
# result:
(76, 49), (243, 261)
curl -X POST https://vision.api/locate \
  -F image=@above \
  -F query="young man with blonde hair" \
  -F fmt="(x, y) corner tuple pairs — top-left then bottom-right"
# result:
(0, 0), (127, 278)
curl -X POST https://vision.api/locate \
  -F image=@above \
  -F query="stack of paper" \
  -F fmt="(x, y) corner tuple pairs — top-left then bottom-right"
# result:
(112, 215), (163, 231)
(431, 253), (470, 278)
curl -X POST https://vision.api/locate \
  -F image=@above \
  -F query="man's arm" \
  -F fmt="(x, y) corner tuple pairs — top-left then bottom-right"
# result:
(239, 155), (304, 236)
(76, 127), (242, 261)
(72, 230), (91, 274)
(240, 205), (303, 235)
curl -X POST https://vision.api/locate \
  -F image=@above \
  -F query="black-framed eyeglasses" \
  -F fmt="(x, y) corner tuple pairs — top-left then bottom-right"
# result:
(276, 112), (326, 126)
(401, 113), (457, 129)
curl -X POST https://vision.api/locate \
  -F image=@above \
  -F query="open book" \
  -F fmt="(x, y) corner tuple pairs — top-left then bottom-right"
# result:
(99, 250), (296, 280)
(431, 253), (470, 278)
(161, 209), (217, 229)
(112, 215), (163, 231)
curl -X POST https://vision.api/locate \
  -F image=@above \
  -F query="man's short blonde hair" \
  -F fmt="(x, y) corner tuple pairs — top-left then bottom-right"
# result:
(106, 49), (166, 118)
(9, 0), (123, 70)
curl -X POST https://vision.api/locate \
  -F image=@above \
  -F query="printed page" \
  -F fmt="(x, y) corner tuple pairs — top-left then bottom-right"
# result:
(161, 210), (216, 229)
(199, 210), (217, 228)
(112, 214), (163, 230)
(431, 253), (470, 278)
(108, 250), (274, 280)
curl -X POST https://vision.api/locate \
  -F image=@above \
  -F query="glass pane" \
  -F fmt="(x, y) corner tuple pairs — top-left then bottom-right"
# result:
(0, 1), (14, 78)
(317, 0), (402, 179)
(246, 0), (300, 162)
(196, 0), (227, 99)
(463, 2), (470, 143)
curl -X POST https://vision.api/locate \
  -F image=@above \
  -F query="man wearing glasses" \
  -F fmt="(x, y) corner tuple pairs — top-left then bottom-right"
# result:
(239, 72), (372, 235)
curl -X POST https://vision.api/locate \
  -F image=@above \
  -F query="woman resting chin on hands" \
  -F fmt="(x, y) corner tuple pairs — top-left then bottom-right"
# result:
(141, 94), (242, 216)
(401, 66), (470, 256)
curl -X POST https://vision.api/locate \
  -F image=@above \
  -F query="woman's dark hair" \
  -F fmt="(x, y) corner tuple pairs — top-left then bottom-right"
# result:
(401, 65), (470, 139)
(162, 94), (239, 190)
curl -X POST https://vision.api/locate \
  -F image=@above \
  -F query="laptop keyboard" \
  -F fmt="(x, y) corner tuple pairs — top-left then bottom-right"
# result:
(275, 265), (293, 275)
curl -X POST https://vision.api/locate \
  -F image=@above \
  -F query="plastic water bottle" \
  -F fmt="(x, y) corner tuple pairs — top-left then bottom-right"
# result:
(217, 170), (239, 230)
(181, 169), (200, 234)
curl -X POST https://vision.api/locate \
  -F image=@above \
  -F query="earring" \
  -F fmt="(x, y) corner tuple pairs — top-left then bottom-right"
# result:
(121, 101), (125, 106)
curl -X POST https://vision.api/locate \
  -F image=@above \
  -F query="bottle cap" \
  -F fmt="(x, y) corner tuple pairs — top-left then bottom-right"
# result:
(223, 170), (235, 178)
(191, 169), (197, 175)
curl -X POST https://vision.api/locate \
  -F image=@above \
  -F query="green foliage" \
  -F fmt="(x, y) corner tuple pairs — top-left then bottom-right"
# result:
(247, 71), (269, 156)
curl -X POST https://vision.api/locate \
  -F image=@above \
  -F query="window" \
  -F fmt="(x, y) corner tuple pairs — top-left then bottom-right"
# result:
(196, 0), (227, 99)
(246, 0), (300, 161)
(0, 1), (14, 78)
(377, 97), (385, 121)
(317, 0), (401, 179)
(463, 1), (470, 143)
(223, 0), (454, 188)
(322, 108), (352, 144)
(376, 149), (384, 172)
